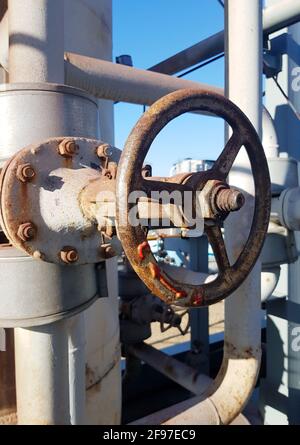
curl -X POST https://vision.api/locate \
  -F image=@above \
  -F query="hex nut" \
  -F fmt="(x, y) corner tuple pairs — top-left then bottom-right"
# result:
(17, 222), (36, 241)
(60, 247), (79, 264)
(104, 171), (113, 180)
(100, 243), (116, 259)
(33, 250), (45, 261)
(58, 139), (78, 157)
(16, 164), (36, 183)
(96, 143), (113, 158)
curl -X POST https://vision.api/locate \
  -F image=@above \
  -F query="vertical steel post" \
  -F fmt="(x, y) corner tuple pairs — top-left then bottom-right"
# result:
(8, 0), (73, 425)
(68, 315), (86, 425)
(262, 0), (300, 425)
(224, 0), (263, 409)
(14, 321), (70, 424)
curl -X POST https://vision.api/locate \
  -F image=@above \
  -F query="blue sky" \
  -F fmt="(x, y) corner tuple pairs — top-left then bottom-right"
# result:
(113, 1), (225, 176)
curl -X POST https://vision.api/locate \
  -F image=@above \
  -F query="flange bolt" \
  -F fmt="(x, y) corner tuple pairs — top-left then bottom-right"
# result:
(58, 139), (78, 157)
(100, 243), (116, 259)
(60, 246), (79, 264)
(16, 164), (36, 183)
(17, 222), (36, 241)
(96, 143), (113, 158)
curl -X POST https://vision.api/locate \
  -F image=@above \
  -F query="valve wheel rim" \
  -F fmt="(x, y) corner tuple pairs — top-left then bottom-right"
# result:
(116, 89), (271, 307)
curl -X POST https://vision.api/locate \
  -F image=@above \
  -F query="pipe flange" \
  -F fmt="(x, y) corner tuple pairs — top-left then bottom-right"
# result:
(0, 137), (121, 265)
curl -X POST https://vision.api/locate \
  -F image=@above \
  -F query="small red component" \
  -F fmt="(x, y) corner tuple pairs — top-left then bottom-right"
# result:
(137, 241), (151, 260)
(192, 294), (203, 306)
(149, 262), (161, 279)
(175, 290), (187, 300)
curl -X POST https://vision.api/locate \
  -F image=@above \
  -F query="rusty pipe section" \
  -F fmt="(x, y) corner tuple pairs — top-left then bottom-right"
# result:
(64, 52), (223, 105)
(127, 342), (211, 396)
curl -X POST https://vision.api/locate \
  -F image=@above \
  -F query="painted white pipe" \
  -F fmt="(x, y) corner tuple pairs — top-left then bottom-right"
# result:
(64, 52), (278, 161)
(68, 314), (86, 425)
(0, 14), (280, 158)
(221, 0), (263, 423)
(263, 0), (300, 35)
(262, 107), (279, 158)
(8, 0), (64, 83)
(128, 343), (211, 396)
(164, 263), (280, 304)
(261, 267), (281, 303)
(14, 321), (70, 424)
(64, 53), (278, 160)
(163, 0), (264, 425)
(64, 52), (223, 104)
(149, 0), (300, 75)
(9, 0), (73, 426)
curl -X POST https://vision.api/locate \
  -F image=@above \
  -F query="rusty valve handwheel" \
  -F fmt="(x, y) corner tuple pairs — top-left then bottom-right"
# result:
(116, 89), (271, 307)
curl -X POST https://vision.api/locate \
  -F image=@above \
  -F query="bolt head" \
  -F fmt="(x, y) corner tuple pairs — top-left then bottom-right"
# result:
(17, 222), (36, 241)
(58, 139), (78, 157)
(100, 243), (116, 259)
(33, 250), (45, 260)
(142, 164), (152, 178)
(16, 164), (35, 183)
(60, 247), (79, 264)
(96, 143), (113, 158)
(104, 171), (113, 180)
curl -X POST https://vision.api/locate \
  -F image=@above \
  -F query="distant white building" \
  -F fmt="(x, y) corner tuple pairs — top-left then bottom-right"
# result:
(170, 158), (214, 175)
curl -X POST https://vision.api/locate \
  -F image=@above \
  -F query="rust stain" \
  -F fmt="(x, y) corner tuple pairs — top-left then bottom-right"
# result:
(116, 88), (271, 308)
(0, 330), (17, 421)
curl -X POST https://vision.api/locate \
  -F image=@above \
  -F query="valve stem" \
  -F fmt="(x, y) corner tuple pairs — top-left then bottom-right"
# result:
(215, 188), (245, 212)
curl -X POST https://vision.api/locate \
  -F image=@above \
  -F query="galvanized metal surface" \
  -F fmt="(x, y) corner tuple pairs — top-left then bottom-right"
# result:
(116, 88), (271, 308)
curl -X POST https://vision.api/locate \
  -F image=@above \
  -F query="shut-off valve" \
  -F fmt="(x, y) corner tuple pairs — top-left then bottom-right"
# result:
(0, 89), (271, 307)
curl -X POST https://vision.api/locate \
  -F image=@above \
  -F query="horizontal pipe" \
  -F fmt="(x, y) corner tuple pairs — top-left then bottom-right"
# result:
(150, 31), (224, 76)
(149, 0), (300, 75)
(127, 342), (211, 395)
(64, 52), (223, 105)
(263, 0), (300, 35)
(64, 52), (280, 160)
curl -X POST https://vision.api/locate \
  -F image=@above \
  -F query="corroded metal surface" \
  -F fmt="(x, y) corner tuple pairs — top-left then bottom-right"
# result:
(116, 89), (271, 307)
(0, 137), (121, 265)
(0, 329), (16, 421)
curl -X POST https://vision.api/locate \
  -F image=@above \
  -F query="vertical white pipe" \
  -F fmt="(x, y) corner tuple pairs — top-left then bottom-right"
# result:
(8, 0), (72, 425)
(157, 1), (265, 426)
(68, 315), (86, 425)
(262, 107), (279, 158)
(8, 0), (64, 83)
(14, 321), (70, 424)
(224, 0), (263, 402)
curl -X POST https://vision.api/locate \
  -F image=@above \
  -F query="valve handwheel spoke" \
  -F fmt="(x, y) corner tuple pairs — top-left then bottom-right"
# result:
(116, 89), (271, 307)
(213, 130), (244, 178)
(205, 225), (230, 273)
